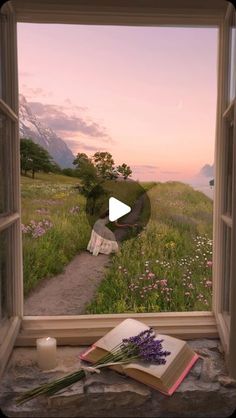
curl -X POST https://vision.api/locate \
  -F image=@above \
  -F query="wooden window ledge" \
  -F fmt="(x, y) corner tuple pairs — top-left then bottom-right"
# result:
(0, 339), (236, 418)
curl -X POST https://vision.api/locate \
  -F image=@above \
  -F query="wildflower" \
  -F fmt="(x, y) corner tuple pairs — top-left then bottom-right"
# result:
(206, 261), (213, 267)
(22, 219), (53, 238)
(69, 205), (80, 214)
(160, 279), (167, 287)
(148, 272), (155, 279)
(21, 224), (29, 234)
(205, 280), (212, 288)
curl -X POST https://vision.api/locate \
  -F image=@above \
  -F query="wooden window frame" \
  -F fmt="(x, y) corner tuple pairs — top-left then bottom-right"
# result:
(213, 2), (236, 376)
(0, 1), (22, 376)
(1, 0), (236, 378)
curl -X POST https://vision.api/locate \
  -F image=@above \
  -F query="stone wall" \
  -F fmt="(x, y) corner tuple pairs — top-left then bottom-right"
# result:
(1, 339), (236, 417)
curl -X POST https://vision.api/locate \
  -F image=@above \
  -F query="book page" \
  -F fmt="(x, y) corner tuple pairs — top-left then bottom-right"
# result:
(124, 334), (186, 379)
(95, 318), (149, 352)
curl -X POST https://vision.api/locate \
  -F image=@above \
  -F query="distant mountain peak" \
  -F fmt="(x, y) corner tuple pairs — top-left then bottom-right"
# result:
(199, 164), (214, 178)
(19, 94), (75, 168)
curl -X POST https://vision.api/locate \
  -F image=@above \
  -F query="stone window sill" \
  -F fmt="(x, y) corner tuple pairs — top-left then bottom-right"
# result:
(1, 339), (236, 417)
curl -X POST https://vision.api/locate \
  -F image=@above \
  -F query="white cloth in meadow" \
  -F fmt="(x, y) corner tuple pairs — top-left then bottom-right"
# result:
(87, 216), (119, 256)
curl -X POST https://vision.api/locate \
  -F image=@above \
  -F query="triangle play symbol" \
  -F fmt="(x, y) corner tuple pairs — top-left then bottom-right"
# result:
(109, 197), (131, 222)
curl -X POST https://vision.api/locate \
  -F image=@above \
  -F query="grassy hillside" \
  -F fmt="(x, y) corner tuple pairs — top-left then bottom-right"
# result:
(21, 174), (213, 312)
(86, 182), (213, 313)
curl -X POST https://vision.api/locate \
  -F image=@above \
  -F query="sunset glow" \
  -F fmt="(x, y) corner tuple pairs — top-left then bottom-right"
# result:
(17, 24), (218, 182)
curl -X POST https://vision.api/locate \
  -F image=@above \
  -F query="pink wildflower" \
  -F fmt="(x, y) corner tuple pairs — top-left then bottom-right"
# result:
(148, 272), (155, 279)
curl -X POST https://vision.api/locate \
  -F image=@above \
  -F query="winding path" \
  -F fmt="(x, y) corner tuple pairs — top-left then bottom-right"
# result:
(24, 252), (109, 315)
(24, 194), (145, 315)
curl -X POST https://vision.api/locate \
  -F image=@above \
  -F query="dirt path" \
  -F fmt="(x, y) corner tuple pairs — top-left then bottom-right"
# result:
(24, 194), (145, 315)
(24, 253), (110, 315)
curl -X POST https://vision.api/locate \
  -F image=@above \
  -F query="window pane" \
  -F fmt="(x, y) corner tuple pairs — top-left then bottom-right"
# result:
(18, 25), (216, 315)
(222, 223), (232, 315)
(0, 228), (11, 321)
(224, 120), (234, 216)
(0, 112), (13, 214)
(229, 8), (236, 102)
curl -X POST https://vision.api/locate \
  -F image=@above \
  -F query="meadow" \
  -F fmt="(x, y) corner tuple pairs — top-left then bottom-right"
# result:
(21, 173), (90, 295)
(86, 182), (213, 313)
(21, 174), (213, 313)
(21, 173), (153, 295)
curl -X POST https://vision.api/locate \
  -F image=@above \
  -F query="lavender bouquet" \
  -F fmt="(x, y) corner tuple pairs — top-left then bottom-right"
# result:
(16, 327), (170, 405)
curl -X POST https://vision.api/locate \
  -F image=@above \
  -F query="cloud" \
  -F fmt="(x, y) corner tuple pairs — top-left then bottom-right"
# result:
(131, 165), (158, 171)
(28, 100), (112, 142)
(131, 165), (159, 179)
(161, 170), (180, 175)
(65, 139), (107, 154)
(21, 85), (53, 99)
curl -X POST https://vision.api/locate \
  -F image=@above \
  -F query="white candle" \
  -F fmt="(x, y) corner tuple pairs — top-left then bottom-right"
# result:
(36, 337), (57, 370)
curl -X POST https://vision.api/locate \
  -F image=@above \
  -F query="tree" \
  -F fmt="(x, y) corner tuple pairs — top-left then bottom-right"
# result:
(73, 152), (98, 196)
(62, 168), (76, 177)
(73, 153), (90, 167)
(117, 163), (132, 180)
(20, 138), (57, 178)
(93, 152), (115, 179)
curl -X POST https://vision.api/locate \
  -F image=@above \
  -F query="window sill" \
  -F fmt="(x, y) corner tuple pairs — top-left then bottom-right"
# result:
(1, 339), (236, 417)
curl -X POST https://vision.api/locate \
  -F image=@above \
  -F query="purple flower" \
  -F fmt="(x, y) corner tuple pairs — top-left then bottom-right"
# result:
(22, 219), (53, 238)
(122, 328), (171, 364)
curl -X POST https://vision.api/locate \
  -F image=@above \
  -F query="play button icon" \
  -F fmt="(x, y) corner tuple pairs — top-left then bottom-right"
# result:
(85, 179), (151, 243)
(109, 197), (131, 222)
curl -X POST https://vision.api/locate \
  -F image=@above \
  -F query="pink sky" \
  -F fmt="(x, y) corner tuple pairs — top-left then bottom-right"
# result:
(17, 24), (218, 182)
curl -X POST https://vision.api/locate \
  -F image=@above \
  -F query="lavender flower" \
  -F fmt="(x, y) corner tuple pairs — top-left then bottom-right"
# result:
(122, 328), (170, 364)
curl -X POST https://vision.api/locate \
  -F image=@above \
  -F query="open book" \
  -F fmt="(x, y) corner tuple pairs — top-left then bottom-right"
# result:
(80, 318), (199, 396)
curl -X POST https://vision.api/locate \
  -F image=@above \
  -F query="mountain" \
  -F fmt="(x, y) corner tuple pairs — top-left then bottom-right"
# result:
(186, 163), (214, 186)
(19, 94), (75, 168)
(199, 164), (214, 178)
(184, 163), (214, 199)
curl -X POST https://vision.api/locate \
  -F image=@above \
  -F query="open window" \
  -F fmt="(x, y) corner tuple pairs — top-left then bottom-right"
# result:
(0, 0), (235, 380)
(0, 2), (22, 375)
(213, 1), (236, 374)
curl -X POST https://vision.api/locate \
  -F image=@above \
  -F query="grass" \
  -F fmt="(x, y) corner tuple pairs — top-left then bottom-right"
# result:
(21, 172), (152, 295)
(86, 182), (213, 313)
(21, 172), (91, 295)
(21, 174), (213, 312)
